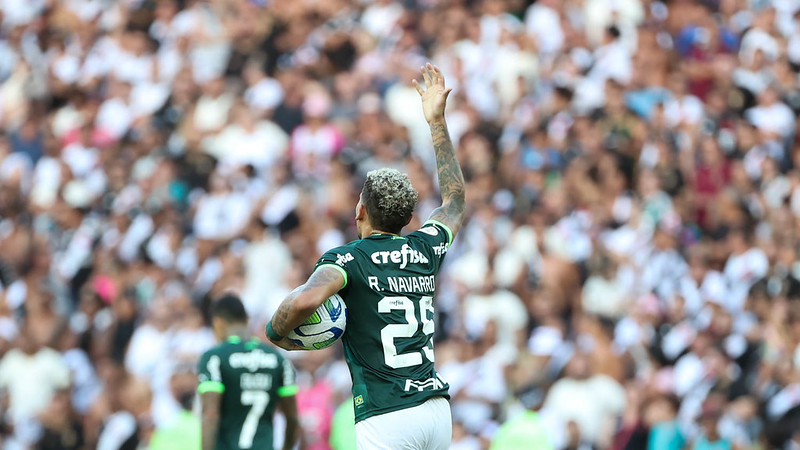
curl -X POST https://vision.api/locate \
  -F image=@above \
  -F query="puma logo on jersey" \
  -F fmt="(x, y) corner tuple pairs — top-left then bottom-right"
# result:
(404, 376), (445, 392)
(336, 253), (354, 266)
(370, 244), (429, 269)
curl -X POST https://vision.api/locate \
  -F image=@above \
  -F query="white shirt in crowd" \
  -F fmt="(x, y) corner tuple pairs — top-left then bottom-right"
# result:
(463, 289), (528, 349)
(193, 192), (253, 241)
(384, 81), (436, 169)
(582, 274), (630, 319)
(739, 27), (779, 65)
(589, 40), (633, 85)
(62, 142), (99, 178)
(1, 0), (46, 27)
(244, 78), (284, 112)
(541, 374), (626, 446)
(724, 247), (769, 311)
(360, 0), (404, 38)
(97, 411), (137, 450)
(62, 348), (101, 415)
(194, 93), (235, 132)
(745, 102), (796, 138)
(664, 95), (704, 128)
(677, 270), (727, 315)
(524, 2), (564, 57)
(0, 347), (70, 423)
(441, 354), (507, 433)
(638, 246), (688, 300)
(124, 323), (171, 382)
(96, 96), (134, 139)
(242, 233), (293, 322)
(583, 0), (644, 48)
(544, 213), (593, 262)
(205, 121), (288, 172)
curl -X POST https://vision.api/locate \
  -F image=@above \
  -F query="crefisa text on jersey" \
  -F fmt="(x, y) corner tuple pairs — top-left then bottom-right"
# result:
(370, 244), (429, 269)
(229, 349), (279, 372)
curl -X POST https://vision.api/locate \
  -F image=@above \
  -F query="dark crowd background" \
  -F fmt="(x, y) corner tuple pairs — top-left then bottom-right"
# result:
(1, 0), (800, 449)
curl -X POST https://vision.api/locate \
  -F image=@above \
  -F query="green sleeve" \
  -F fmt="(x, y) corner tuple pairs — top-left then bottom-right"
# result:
(277, 356), (298, 397)
(197, 350), (225, 393)
(423, 219), (454, 245)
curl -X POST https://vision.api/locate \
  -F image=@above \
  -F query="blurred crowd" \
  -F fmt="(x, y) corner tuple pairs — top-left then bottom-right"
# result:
(1, 0), (800, 449)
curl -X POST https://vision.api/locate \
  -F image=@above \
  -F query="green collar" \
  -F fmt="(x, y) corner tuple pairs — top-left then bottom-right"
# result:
(367, 233), (405, 240)
(229, 336), (262, 349)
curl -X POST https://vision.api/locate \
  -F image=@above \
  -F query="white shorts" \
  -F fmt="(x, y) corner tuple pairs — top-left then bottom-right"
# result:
(355, 396), (452, 450)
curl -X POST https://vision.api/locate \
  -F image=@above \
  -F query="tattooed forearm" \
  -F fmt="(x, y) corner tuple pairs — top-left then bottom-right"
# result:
(270, 294), (298, 336)
(429, 121), (465, 234)
(269, 266), (344, 337)
(430, 122), (465, 203)
(428, 201), (464, 231)
(305, 266), (344, 289)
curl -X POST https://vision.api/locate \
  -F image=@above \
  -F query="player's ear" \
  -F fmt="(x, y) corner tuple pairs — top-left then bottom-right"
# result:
(211, 316), (225, 340)
(355, 202), (367, 222)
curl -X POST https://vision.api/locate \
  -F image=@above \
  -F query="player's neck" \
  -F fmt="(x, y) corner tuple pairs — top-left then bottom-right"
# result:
(226, 325), (249, 341)
(360, 220), (398, 238)
(369, 229), (398, 237)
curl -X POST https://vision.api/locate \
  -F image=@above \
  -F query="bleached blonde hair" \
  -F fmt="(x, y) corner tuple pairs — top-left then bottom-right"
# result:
(361, 168), (418, 233)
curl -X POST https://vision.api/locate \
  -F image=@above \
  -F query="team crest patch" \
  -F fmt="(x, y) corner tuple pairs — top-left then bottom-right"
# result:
(354, 395), (364, 406)
(419, 226), (438, 236)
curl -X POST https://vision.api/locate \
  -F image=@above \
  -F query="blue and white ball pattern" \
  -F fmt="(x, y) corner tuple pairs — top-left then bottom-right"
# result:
(287, 294), (347, 350)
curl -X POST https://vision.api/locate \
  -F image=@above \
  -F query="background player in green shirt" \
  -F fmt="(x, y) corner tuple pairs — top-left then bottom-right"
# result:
(199, 295), (300, 450)
(266, 63), (465, 449)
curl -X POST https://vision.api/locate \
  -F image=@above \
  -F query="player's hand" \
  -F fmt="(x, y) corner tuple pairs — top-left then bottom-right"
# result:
(413, 63), (452, 125)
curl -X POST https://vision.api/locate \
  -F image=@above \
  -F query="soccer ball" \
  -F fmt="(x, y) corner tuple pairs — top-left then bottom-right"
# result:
(287, 294), (347, 350)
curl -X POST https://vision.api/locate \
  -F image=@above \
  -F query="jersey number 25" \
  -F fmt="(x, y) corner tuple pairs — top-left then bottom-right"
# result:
(378, 296), (435, 369)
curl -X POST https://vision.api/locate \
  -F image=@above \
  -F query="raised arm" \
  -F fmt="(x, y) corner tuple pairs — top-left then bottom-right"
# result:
(413, 63), (466, 237)
(266, 266), (345, 350)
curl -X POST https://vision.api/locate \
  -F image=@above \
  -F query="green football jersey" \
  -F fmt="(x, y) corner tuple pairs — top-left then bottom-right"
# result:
(197, 336), (297, 450)
(314, 220), (453, 422)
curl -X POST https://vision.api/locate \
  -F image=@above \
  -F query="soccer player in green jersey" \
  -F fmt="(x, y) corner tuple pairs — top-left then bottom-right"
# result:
(266, 63), (465, 449)
(199, 295), (300, 450)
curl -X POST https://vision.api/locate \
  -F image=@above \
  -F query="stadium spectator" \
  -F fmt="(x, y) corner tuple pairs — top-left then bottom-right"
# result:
(1, 0), (800, 448)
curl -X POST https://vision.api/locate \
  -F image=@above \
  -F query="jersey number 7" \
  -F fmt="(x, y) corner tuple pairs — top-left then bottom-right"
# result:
(239, 390), (269, 448)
